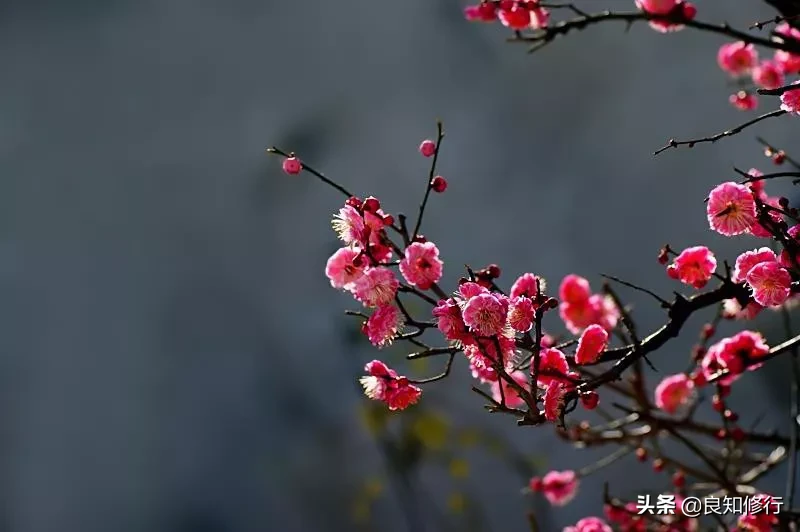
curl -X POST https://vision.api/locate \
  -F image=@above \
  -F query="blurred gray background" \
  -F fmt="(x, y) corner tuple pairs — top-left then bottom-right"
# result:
(1, 0), (799, 531)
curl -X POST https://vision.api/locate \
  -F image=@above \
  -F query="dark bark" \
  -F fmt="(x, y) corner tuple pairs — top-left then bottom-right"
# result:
(763, 0), (800, 27)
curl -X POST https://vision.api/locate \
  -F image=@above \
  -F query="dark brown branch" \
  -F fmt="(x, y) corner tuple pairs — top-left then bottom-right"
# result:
(412, 121), (445, 240)
(707, 332), (800, 383)
(406, 347), (458, 360)
(408, 352), (456, 384)
(265, 147), (354, 197)
(654, 110), (788, 155)
(471, 385), (535, 423)
(573, 280), (749, 369)
(394, 293), (437, 328)
(751, 14), (796, 30)
(601, 274), (671, 308)
(759, 81), (800, 96)
(760, 0), (800, 29)
(509, 9), (800, 55)
(734, 166), (800, 183)
(397, 284), (438, 306)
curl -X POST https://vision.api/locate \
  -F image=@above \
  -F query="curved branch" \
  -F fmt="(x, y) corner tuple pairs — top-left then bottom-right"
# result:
(510, 9), (800, 55)
(570, 280), (750, 399)
(653, 109), (788, 155)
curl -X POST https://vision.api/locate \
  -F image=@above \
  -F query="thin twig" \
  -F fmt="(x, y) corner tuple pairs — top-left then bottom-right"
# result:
(265, 147), (354, 197)
(509, 9), (800, 55)
(759, 82), (800, 96)
(734, 166), (800, 183)
(601, 274), (670, 308)
(653, 110), (788, 155)
(408, 352), (456, 384)
(750, 13), (800, 30)
(412, 121), (445, 240)
(406, 347), (458, 360)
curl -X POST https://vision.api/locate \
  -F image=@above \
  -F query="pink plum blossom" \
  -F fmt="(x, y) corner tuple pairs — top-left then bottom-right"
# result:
(360, 360), (421, 411)
(498, 1), (549, 30)
(635, 0), (692, 33)
(399, 242), (443, 290)
(364, 305), (404, 347)
(701, 342), (741, 386)
(325, 247), (366, 289)
(733, 248), (778, 284)
(467, 353), (498, 382)
(706, 182), (756, 236)
(510, 272), (547, 299)
(463, 336), (516, 382)
(559, 274), (591, 305)
(575, 324), (609, 365)
(462, 292), (509, 336)
(729, 91), (758, 111)
(717, 42), (758, 75)
(635, 0), (677, 15)
(746, 261), (792, 307)
(331, 204), (366, 245)
(352, 267), (400, 307)
(457, 280), (489, 299)
(536, 347), (570, 387)
(780, 81), (800, 115)
(432, 298), (468, 342)
(775, 23), (800, 74)
(722, 297), (764, 320)
(508, 296), (535, 332)
(560, 294), (620, 335)
(541, 469), (580, 506)
(666, 246), (717, 289)
(587, 294), (620, 331)
(776, 50), (800, 75)
(654, 373), (695, 414)
(544, 381), (566, 421)
(702, 331), (770, 384)
(463, 2), (497, 22)
(752, 60), (785, 90)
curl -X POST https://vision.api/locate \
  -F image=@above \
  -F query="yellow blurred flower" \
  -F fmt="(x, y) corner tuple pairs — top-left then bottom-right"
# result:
(449, 458), (470, 479)
(412, 412), (448, 450)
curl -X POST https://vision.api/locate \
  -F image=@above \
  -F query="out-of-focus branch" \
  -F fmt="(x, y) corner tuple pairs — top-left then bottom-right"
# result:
(762, 0), (800, 29)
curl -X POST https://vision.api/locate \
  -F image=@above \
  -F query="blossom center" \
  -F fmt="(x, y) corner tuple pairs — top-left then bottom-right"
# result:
(716, 202), (738, 218)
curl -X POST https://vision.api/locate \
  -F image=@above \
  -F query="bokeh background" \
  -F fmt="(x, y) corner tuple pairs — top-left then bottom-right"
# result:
(1, 0), (799, 530)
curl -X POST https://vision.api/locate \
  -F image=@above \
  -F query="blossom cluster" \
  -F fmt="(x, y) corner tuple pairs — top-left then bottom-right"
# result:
(274, 119), (800, 529)
(463, 0), (696, 34)
(269, 4), (800, 524)
(717, 23), (800, 111)
(272, 114), (800, 525)
(706, 179), (797, 308)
